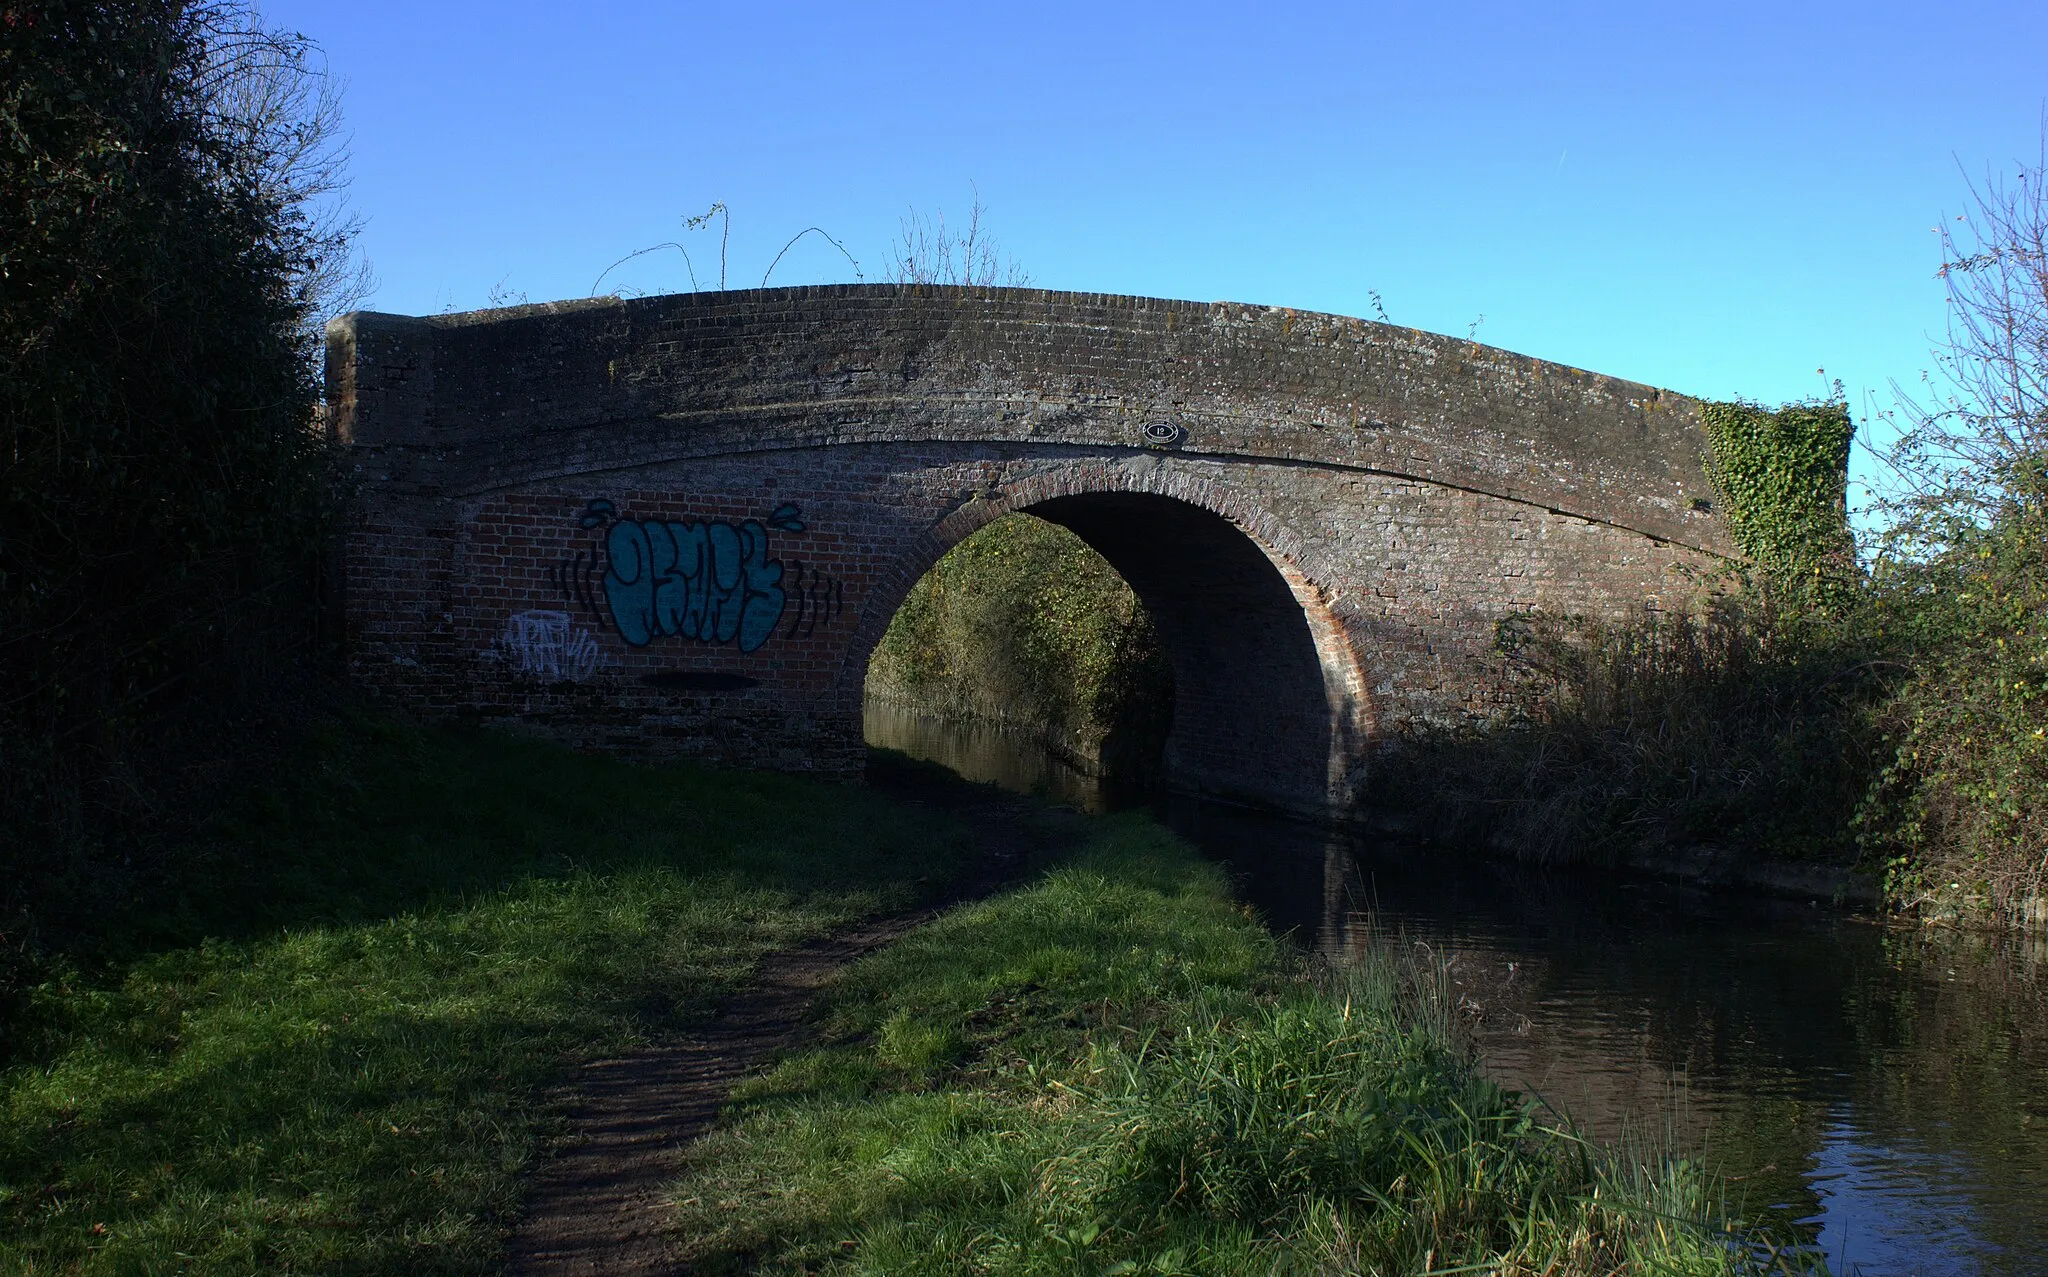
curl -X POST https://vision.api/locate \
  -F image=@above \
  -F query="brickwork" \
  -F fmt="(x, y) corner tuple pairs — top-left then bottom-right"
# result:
(328, 286), (1731, 817)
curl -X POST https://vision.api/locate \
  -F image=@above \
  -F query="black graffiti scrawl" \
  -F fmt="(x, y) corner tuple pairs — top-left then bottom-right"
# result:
(555, 499), (838, 654)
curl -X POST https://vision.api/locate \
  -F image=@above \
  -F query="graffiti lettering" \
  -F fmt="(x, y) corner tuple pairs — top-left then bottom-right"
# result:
(563, 500), (828, 654)
(781, 560), (845, 640)
(604, 517), (783, 651)
(501, 609), (603, 682)
(548, 546), (605, 620)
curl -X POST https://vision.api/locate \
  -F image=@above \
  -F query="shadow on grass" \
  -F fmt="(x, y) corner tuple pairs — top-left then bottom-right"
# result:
(1, 716), (982, 1276)
(68, 719), (976, 965)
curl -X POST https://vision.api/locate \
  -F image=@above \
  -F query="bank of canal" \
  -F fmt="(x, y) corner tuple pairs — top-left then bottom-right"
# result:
(866, 701), (2048, 1277)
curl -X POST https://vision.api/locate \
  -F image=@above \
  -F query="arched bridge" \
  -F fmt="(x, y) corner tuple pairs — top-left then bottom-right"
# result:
(327, 285), (1733, 818)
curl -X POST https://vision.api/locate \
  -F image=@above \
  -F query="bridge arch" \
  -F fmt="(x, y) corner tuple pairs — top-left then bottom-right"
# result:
(847, 464), (1375, 813)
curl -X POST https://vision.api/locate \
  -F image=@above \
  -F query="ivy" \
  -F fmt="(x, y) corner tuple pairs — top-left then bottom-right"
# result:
(1697, 399), (1856, 603)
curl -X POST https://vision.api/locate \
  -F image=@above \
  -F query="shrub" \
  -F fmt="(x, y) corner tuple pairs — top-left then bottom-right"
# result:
(867, 514), (1172, 770)
(1859, 490), (2048, 923)
(1, 2), (360, 978)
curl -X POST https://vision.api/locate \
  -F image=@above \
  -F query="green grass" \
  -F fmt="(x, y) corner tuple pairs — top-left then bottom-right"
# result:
(667, 816), (1824, 1276)
(0, 718), (977, 1275)
(0, 721), (1827, 1275)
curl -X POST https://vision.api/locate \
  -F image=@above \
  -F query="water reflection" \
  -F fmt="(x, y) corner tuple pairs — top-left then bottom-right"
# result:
(866, 705), (2048, 1277)
(865, 700), (1116, 812)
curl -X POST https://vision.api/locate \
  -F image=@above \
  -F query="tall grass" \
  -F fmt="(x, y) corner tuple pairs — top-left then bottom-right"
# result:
(666, 818), (1822, 1275)
(1371, 604), (1886, 868)
(0, 718), (974, 1275)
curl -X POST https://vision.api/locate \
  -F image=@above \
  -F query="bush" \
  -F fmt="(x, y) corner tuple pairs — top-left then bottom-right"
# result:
(1860, 485), (2048, 923)
(0, 3), (357, 952)
(867, 514), (1172, 771)
(1372, 398), (1885, 868)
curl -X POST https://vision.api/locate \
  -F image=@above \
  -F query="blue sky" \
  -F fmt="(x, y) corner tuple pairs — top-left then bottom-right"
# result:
(266, 1), (2047, 502)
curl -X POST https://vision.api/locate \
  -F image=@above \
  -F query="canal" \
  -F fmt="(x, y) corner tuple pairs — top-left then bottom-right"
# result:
(867, 702), (2048, 1277)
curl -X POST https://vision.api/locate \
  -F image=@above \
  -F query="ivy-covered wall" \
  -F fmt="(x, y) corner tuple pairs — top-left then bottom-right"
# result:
(1696, 399), (1855, 591)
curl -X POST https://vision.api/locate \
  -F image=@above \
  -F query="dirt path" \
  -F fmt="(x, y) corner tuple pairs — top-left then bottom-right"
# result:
(502, 791), (1057, 1276)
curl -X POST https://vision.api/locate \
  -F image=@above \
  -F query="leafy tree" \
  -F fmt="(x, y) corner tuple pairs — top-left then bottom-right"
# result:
(1860, 143), (2048, 924)
(1, 1), (360, 948)
(868, 515), (1170, 771)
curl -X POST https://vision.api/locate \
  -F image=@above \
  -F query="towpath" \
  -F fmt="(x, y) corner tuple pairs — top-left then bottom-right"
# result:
(502, 780), (1063, 1275)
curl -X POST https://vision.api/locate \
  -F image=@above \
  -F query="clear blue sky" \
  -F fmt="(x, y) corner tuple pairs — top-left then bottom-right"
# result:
(266, 0), (2047, 502)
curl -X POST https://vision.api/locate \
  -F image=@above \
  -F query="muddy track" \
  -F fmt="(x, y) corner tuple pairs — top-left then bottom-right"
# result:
(502, 792), (1058, 1276)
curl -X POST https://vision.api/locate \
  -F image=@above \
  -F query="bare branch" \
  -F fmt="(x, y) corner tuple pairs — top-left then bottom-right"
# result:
(1878, 128), (2048, 553)
(889, 185), (1029, 287)
(761, 228), (864, 287)
(591, 242), (701, 297)
(593, 203), (733, 296)
(181, 1), (373, 334)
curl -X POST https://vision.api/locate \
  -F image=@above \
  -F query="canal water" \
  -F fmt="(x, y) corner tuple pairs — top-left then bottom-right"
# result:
(866, 703), (2048, 1277)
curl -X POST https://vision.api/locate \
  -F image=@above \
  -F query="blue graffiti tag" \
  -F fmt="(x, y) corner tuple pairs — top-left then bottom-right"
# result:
(602, 515), (787, 652)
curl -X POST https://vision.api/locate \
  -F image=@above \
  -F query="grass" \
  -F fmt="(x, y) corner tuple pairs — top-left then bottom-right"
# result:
(0, 717), (977, 1275)
(665, 816), (1824, 1276)
(0, 719), (1830, 1275)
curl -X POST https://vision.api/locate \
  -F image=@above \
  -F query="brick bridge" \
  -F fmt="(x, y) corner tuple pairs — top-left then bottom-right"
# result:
(327, 285), (1733, 818)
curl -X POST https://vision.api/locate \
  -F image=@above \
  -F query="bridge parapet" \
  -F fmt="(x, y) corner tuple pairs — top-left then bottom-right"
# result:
(327, 286), (1730, 555)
